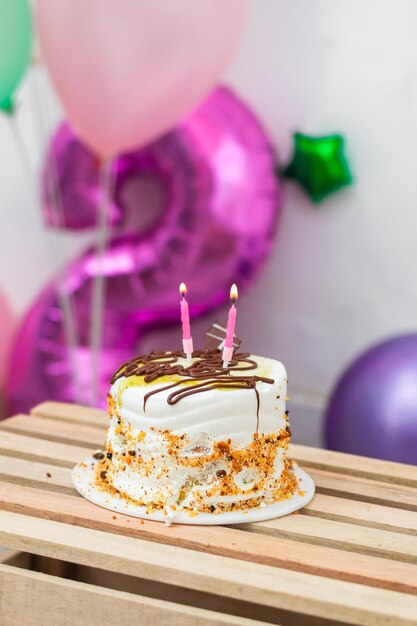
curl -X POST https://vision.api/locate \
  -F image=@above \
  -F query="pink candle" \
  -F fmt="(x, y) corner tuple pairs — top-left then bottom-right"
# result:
(222, 284), (238, 367)
(179, 282), (193, 362)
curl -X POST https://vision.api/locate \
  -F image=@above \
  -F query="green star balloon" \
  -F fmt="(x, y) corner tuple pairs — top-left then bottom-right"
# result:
(284, 132), (353, 203)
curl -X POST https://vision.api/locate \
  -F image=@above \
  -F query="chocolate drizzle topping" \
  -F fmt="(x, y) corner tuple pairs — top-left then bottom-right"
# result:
(111, 349), (274, 432)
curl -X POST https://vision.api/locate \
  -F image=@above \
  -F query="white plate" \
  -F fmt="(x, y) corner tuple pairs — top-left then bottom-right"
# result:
(72, 456), (315, 525)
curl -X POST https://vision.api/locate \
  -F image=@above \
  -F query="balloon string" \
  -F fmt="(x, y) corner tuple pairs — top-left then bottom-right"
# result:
(29, 67), (82, 403)
(8, 113), (33, 180)
(89, 158), (113, 406)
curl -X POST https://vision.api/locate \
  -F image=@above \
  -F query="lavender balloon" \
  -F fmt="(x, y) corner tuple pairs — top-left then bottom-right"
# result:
(325, 334), (417, 464)
(7, 87), (281, 413)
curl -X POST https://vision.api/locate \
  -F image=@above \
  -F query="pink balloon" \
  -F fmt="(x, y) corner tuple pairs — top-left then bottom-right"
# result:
(36, 0), (247, 157)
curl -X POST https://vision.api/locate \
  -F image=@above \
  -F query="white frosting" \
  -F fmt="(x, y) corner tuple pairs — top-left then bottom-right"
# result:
(110, 354), (287, 446)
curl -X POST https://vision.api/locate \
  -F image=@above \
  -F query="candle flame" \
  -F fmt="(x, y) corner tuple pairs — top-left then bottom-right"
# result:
(230, 283), (238, 301)
(179, 282), (187, 295)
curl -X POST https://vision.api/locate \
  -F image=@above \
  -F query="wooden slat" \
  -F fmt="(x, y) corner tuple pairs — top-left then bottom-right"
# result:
(304, 493), (417, 536)
(291, 444), (417, 488)
(0, 564), (265, 626)
(71, 563), (286, 626)
(0, 549), (31, 569)
(31, 401), (107, 427)
(1, 512), (417, 626)
(309, 467), (417, 511)
(0, 430), (94, 467)
(0, 481), (416, 596)
(0, 414), (105, 448)
(0, 455), (74, 494)
(249, 514), (417, 563)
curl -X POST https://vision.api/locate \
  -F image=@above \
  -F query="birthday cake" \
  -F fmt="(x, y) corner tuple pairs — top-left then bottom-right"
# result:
(94, 348), (298, 519)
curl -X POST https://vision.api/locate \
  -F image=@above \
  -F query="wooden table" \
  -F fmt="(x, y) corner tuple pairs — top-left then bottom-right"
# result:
(0, 401), (417, 626)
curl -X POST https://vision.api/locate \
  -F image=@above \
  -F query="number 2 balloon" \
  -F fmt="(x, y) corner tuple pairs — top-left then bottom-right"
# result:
(6, 87), (281, 413)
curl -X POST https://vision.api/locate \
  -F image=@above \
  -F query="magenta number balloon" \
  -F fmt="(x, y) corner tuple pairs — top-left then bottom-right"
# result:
(6, 88), (281, 413)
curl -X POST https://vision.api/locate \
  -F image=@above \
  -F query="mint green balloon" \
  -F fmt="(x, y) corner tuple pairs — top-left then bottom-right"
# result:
(0, 0), (32, 112)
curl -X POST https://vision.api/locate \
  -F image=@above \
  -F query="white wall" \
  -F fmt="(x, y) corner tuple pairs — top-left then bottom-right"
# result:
(1, 0), (417, 444)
